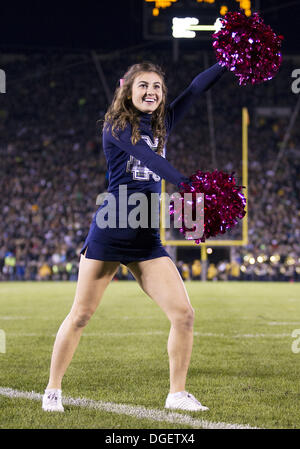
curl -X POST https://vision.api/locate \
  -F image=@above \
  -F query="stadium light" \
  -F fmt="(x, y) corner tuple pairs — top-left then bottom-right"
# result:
(257, 254), (267, 263)
(172, 17), (223, 38)
(220, 5), (228, 15)
(286, 256), (296, 266)
(270, 254), (280, 264)
(187, 17), (223, 32)
(172, 17), (198, 38)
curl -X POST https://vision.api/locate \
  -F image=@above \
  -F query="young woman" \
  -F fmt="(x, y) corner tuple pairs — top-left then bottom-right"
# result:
(42, 60), (226, 413)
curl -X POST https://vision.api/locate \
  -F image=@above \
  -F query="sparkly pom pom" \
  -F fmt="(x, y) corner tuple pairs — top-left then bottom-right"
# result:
(212, 11), (283, 85)
(171, 170), (247, 243)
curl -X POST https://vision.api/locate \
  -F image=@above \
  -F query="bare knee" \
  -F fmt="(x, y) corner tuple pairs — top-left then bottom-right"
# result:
(170, 305), (195, 330)
(70, 310), (94, 329)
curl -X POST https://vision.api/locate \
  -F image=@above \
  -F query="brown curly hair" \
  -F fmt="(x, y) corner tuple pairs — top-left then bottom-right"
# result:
(103, 62), (167, 155)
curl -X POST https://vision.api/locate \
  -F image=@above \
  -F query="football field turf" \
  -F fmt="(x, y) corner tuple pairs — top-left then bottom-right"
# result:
(0, 281), (300, 429)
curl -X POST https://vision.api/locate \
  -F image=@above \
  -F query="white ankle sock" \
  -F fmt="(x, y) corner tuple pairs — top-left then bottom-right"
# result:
(168, 391), (185, 399)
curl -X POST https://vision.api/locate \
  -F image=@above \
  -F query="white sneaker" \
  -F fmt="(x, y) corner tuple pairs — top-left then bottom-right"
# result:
(165, 391), (209, 412)
(42, 389), (64, 412)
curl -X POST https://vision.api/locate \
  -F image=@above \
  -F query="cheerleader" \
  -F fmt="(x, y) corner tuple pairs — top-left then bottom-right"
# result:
(42, 60), (226, 413)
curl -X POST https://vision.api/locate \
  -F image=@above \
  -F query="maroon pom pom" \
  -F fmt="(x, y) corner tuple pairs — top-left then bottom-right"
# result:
(171, 170), (246, 243)
(212, 11), (283, 86)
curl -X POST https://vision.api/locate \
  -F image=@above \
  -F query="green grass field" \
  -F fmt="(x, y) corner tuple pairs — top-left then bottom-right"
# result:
(0, 281), (300, 429)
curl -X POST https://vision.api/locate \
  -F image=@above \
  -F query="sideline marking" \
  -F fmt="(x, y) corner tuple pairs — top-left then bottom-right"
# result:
(0, 387), (259, 429)
(4, 331), (291, 338)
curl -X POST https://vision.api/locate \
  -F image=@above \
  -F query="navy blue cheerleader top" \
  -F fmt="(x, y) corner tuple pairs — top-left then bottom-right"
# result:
(102, 63), (226, 196)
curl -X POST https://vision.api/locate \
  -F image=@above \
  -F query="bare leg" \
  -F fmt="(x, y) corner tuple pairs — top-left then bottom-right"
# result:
(46, 253), (119, 390)
(128, 257), (194, 394)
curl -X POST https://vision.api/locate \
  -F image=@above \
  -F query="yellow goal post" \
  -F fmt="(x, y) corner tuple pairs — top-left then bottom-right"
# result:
(160, 107), (249, 258)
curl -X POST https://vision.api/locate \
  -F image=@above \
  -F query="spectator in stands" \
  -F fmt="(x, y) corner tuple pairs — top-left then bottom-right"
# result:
(191, 260), (201, 280)
(228, 260), (241, 281)
(38, 262), (52, 281)
(207, 263), (218, 281)
(181, 263), (191, 281)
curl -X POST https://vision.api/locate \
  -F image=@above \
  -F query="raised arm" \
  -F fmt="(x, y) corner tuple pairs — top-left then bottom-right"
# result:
(103, 124), (190, 187)
(167, 62), (227, 130)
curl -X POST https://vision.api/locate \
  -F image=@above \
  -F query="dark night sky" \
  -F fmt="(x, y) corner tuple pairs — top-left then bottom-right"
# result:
(0, 0), (299, 53)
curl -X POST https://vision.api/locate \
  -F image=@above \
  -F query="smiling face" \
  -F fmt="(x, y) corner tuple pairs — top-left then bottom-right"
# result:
(131, 71), (163, 114)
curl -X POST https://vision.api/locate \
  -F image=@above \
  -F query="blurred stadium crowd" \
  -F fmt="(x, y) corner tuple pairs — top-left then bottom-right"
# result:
(0, 48), (299, 282)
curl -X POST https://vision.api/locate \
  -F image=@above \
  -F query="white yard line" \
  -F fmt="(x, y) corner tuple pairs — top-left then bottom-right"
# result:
(195, 332), (291, 338)
(268, 322), (300, 326)
(0, 316), (31, 320)
(0, 387), (259, 430)
(231, 333), (291, 338)
(4, 331), (292, 338)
